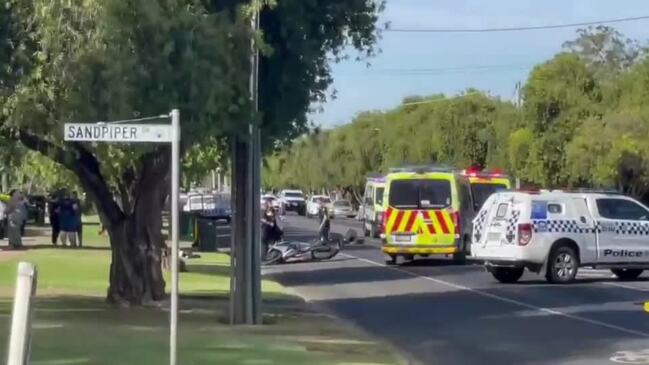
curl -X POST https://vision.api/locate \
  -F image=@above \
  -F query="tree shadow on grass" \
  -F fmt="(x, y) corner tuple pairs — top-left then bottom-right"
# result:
(10, 244), (110, 251)
(185, 263), (230, 276)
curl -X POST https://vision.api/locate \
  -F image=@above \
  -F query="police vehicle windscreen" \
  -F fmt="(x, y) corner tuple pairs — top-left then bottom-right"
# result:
(389, 180), (451, 209)
(375, 187), (384, 205)
(285, 192), (303, 198)
(471, 183), (508, 210)
(334, 200), (350, 207)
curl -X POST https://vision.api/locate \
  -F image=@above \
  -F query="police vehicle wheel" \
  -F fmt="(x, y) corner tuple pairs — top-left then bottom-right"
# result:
(546, 246), (579, 284)
(490, 267), (524, 283)
(611, 268), (644, 281)
(385, 255), (397, 265)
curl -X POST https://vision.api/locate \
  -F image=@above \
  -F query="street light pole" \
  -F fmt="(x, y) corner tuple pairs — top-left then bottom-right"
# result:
(230, 6), (262, 325)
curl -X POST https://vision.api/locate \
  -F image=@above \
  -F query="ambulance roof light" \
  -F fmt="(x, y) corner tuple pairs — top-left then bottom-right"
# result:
(389, 165), (454, 174)
(489, 168), (504, 176)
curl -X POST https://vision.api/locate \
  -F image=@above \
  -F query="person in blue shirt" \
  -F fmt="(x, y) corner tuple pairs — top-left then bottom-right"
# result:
(58, 193), (80, 247)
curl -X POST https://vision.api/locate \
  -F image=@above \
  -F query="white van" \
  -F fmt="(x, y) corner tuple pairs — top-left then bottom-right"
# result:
(471, 190), (649, 283)
(361, 177), (385, 238)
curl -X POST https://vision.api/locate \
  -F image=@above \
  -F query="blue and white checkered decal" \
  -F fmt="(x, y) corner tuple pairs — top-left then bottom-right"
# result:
(533, 220), (649, 235)
(505, 210), (521, 242)
(533, 220), (593, 234)
(473, 209), (489, 242)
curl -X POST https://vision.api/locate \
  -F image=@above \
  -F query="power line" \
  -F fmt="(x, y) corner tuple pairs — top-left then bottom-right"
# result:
(378, 64), (528, 72)
(338, 65), (531, 77)
(401, 91), (486, 106)
(385, 15), (649, 33)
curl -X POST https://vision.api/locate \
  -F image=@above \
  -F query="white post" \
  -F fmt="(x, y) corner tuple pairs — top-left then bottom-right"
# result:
(7, 262), (37, 365)
(217, 168), (222, 192)
(169, 109), (180, 365)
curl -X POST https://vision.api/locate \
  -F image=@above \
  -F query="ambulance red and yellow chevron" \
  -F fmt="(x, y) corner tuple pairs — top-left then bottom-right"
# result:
(383, 207), (457, 240)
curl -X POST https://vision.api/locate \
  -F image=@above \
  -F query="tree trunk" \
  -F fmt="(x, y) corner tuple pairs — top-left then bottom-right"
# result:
(106, 180), (167, 306)
(12, 130), (171, 307)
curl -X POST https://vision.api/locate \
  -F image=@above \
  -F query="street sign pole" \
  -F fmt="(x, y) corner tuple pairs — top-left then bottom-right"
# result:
(169, 109), (180, 365)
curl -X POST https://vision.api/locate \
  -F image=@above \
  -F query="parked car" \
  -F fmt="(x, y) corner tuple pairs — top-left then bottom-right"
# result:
(27, 195), (47, 225)
(332, 200), (356, 218)
(307, 195), (334, 218)
(261, 194), (281, 211)
(183, 193), (231, 222)
(0, 199), (6, 239)
(278, 190), (306, 216)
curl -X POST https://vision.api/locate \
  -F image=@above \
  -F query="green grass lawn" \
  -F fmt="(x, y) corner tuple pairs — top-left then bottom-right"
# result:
(0, 222), (401, 365)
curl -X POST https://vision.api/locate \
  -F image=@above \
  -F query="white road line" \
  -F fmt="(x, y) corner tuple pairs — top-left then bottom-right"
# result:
(602, 281), (649, 292)
(578, 273), (610, 277)
(342, 253), (649, 338)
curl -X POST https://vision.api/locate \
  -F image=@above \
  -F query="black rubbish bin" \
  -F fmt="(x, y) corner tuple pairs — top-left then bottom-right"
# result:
(195, 217), (219, 252)
(180, 212), (196, 242)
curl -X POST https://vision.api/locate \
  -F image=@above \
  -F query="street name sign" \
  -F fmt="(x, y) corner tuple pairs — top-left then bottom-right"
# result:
(64, 123), (173, 143)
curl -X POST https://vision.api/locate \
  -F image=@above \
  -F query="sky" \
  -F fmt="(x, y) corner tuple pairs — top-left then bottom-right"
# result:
(311, 0), (649, 127)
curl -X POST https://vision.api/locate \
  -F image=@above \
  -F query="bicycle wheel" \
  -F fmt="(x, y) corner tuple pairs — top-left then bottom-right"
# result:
(263, 249), (283, 265)
(311, 239), (341, 260)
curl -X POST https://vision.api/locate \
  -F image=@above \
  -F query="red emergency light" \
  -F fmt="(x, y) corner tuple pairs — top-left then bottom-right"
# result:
(461, 166), (507, 178)
(489, 168), (504, 177)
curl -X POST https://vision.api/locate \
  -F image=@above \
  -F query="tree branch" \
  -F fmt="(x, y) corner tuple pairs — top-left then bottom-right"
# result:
(2, 128), (124, 225)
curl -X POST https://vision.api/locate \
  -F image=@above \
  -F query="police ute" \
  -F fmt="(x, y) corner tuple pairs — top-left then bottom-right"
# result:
(471, 190), (649, 284)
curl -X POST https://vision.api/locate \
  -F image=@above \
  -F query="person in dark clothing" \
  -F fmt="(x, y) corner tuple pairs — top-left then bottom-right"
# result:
(71, 192), (83, 247)
(261, 205), (282, 259)
(58, 195), (79, 247)
(48, 193), (61, 245)
(318, 206), (331, 242)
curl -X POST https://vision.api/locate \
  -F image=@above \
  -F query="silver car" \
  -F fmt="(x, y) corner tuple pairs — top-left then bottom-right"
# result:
(332, 200), (356, 218)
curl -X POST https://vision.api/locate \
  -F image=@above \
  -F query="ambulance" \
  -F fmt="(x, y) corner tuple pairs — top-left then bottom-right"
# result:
(381, 166), (475, 264)
(460, 167), (512, 211)
(380, 166), (513, 265)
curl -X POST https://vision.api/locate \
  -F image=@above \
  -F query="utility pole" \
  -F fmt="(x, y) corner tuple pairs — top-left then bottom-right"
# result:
(230, 6), (262, 325)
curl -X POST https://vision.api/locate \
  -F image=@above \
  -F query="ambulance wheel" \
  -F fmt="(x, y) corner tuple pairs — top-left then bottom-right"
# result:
(385, 255), (397, 266)
(611, 268), (644, 281)
(453, 238), (469, 264)
(546, 246), (579, 284)
(370, 223), (379, 239)
(453, 251), (466, 264)
(490, 267), (524, 284)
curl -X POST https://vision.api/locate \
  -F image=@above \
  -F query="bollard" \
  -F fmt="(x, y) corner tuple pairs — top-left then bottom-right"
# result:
(7, 262), (38, 365)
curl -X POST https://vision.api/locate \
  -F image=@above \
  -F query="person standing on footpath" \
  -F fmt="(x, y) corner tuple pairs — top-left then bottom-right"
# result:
(48, 191), (61, 245)
(58, 193), (79, 247)
(71, 191), (83, 247)
(6, 190), (25, 249)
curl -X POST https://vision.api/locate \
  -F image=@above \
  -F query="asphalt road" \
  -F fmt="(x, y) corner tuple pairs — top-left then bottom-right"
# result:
(263, 215), (649, 365)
